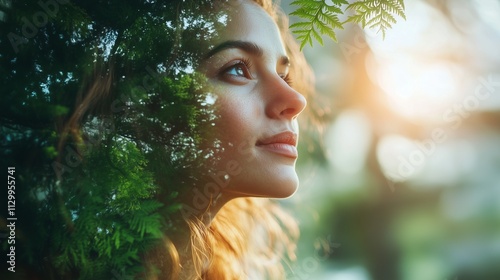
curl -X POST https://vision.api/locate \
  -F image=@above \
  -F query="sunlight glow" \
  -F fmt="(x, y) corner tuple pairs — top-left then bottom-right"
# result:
(376, 134), (425, 182)
(369, 54), (464, 122)
(325, 110), (372, 175)
(363, 0), (471, 124)
(473, 0), (500, 33)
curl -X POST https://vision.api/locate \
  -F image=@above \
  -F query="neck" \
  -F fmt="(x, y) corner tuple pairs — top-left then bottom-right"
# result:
(178, 188), (235, 226)
(202, 192), (235, 225)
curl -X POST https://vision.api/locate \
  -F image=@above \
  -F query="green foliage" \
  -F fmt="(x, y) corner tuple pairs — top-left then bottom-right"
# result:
(289, 0), (406, 50)
(290, 0), (347, 50)
(346, 0), (406, 38)
(0, 0), (222, 278)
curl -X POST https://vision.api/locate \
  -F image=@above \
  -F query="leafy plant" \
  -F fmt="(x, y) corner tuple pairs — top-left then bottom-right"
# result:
(289, 0), (406, 50)
(289, 0), (347, 50)
(0, 0), (221, 278)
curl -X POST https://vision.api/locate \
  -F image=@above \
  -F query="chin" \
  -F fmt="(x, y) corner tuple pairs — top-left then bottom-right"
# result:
(275, 165), (300, 197)
(225, 170), (299, 199)
(256, 170), (299, 199)
(271, 178), (299, 198)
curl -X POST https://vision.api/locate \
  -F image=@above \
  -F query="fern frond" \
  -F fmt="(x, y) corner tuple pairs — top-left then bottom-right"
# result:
(311, 27), (323, 45)
(289, 0), (405, 49)
(346, 0), (406, 39)
(289, 0), (347, 50)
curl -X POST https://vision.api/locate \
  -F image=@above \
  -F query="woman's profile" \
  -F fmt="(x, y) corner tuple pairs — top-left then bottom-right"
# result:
(1, 0), (314, 279)
(143, 1), (313, 278)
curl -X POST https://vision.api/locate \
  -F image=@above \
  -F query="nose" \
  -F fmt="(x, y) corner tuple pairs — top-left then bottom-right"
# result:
(265, 75), (307, 120)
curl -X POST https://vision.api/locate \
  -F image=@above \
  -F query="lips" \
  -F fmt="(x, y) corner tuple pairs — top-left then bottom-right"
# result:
(256, 131), (298, 158)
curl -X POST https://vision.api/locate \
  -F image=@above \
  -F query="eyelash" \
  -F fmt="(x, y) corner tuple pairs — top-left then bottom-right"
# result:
(219, 58), (293, 86)
(219, 58), (253, 80)
(281, 74), (292, 86)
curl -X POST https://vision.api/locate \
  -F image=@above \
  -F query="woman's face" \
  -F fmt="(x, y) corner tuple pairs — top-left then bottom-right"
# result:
(201, 1), (306, 198)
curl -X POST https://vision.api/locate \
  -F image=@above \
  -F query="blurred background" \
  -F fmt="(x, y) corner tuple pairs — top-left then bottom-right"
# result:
(281, 0), (500, 279)
(2, 0), (498, 279)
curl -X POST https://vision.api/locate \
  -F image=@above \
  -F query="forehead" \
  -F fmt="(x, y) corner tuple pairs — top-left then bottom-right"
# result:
(217, 1), (287, 56)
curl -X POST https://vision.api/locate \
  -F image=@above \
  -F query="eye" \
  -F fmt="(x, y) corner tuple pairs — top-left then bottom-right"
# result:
(219, 59), (253, 82)
(226, 64), (248, 77)
(280, 73), (293, 86)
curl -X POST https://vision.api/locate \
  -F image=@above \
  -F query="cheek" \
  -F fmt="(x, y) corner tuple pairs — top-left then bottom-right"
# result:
(214, 94), (259, 145)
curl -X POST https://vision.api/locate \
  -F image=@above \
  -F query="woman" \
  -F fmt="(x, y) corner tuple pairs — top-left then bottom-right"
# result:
(145, 1), (310, 279)
(141, 1), (313, 278)
(0, 0), (313, 279)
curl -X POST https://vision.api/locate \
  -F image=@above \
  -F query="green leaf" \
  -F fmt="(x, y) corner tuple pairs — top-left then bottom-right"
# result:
(346, 0), (406, 39)
(289, 0), (345, 50)
(311, 26), (323, 45)
(289, 0), (406, 49)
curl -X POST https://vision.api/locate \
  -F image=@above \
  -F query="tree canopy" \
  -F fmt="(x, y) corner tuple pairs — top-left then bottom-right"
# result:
(1, 0), (223, 278)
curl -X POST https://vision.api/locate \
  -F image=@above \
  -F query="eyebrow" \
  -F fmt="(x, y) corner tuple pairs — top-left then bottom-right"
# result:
(205, 40), (290, 66)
